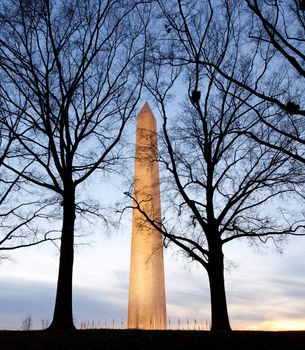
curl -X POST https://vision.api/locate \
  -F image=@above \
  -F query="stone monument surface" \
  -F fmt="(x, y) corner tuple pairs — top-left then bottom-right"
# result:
(127, 102), (167, 330)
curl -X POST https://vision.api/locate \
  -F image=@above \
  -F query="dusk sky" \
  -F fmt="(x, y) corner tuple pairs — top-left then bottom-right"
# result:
(1, 221), (304, 331)
(1, 0), (305, 338)
(0, 109), (305, 331)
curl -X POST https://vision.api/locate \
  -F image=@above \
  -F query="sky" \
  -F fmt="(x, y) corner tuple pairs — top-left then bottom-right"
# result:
(0, 197), (305, 331)
(0, 107), (305, 332)
(0, 1), (304, 334)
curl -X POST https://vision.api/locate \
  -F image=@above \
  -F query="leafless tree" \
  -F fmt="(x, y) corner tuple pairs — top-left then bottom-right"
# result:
(126, 0), (305, 331)
(193, 1), (305, 168)
(0, 106), (58, 259)
(0, 0), (149, 329)
(241, 0), (305, 168)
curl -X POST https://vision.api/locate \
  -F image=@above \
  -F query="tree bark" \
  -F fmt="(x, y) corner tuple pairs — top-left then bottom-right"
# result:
(48, 181), (76, 330)
(207, 247), (232, 331)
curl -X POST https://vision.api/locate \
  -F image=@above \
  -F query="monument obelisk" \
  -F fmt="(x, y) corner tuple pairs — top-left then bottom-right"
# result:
(128, 102), (167, 330)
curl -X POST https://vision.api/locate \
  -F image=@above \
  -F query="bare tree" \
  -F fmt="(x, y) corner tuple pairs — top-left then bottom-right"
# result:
(192, 1), (305, 168)
(126, 0), (305, 331)
(241, 0), (305, 167)
(0, 0), (149, 329)
(0, 106), (58, 259)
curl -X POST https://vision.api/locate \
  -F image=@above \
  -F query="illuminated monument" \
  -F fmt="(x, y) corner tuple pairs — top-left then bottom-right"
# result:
(128, 102), (167, 330)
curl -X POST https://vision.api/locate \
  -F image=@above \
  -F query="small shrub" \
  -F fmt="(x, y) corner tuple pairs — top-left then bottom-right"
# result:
(21, 315), (32, 331)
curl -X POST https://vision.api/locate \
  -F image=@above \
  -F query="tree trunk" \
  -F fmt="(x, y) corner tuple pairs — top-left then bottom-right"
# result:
(207, 247), (231, 331)
(48, 182), (76, 330)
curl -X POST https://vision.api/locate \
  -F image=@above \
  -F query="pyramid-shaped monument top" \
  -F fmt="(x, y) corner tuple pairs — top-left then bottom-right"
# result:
(139, 101), (152, 115)
(138, 101), (156, 120)
(137, 102), (156, 132)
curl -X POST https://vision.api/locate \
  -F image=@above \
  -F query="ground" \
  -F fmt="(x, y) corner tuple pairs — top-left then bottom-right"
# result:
(1, 329), (305, 350)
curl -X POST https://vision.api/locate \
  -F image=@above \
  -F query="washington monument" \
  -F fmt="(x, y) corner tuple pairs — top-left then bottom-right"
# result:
(128, 102), (167, 330)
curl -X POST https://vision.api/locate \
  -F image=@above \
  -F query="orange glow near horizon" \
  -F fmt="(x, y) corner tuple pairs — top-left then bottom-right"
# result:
(263, 321), (305, 331)
(236, 319), (305, 331)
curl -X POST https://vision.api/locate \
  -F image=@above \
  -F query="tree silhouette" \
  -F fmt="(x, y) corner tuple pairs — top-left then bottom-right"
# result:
(242, 0), (305, 166)
(126, 0), (305, 331)
(0, 0), (148, 329)
(0, 104), (57, 259)
(195, 1), (305, 168)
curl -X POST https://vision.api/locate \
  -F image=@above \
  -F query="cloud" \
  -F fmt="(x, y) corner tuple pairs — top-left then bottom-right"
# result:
(224, 258), (305, 330)
(0, 276), (129, 330)
(0, 278), (55, 329)
(0, 235), (305, 331)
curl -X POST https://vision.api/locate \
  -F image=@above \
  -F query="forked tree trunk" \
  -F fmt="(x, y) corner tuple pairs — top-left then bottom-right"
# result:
(207, 247), (232, 331)
(48, 182), (76, 330)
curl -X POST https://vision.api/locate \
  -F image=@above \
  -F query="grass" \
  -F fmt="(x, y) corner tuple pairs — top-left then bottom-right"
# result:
(1, 329), (305, 350)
